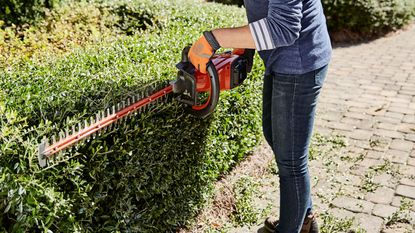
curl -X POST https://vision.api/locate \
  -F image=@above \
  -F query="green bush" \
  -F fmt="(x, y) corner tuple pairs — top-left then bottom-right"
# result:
(0, 1), (159, 65)
(0, 0), (61, 26)
(207, 0), (415, 36)
(323, 0), (415, 35)
(0, 0), (263, 232)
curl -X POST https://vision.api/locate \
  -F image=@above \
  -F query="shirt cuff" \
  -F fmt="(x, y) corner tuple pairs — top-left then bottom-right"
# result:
(249, 18), (276, 51)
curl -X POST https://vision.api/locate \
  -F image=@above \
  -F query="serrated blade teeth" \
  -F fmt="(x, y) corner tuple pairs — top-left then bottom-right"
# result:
(38, 138), (48, 167)
(59, 131), (64, 142)
(115, 104), (120, 125)
(82, 119), (88, 142)
(103, 110), (109, 133)
(78, 122), (82, 133)
(42, 137), (48, 147)
(90, 116), (96, 139)
(121, 101), (127, 121)
(72, 125), (76, 135)
(126, 99), (132, 118)
(52, 135), (56, 144)
(96, 113), (101, 135)
(112, 106), (116, 115)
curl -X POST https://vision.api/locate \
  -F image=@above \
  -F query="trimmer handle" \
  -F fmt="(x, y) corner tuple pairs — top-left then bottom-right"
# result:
(174, 46), (220, 118)
(173, 46), (248, 119)
(181, 46), (191, 63)
(190, 61), (220, 118)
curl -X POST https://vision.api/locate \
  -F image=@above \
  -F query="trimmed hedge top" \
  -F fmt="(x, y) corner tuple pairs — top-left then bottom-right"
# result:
(0, 0), (264, 232)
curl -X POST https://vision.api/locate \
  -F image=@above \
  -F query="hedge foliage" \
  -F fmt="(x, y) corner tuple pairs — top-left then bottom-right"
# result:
(0, 0), (264, 232)
(0, 1), (160, 65)
(0, 0), (61, 26)
(209, 0), (415, 36)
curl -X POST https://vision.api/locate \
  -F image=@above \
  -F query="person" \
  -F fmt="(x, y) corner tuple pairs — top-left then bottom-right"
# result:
(188, 0), (332, 232)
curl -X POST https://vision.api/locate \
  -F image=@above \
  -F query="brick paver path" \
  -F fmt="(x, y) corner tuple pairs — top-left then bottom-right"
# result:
(310, 24), (415, 232)
(224, 26), (415, 233)
(310, 25), (415, 232)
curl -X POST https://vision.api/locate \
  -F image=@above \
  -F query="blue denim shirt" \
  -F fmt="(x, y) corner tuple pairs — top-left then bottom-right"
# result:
(244, 0), (332, 75)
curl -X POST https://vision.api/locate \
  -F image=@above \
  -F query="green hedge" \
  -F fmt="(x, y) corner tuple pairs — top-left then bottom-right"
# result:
(0, 0), (61, 26)
(0, 0), (264, 232)
(323, 0), (415, 34)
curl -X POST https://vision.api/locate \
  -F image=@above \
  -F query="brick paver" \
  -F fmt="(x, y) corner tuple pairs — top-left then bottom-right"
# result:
(365, 187), (395, 204)
(396, 185), (415, 199)
(332, 196), (375, 213)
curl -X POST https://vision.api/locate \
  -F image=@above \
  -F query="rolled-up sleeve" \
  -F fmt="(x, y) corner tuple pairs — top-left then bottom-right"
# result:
(249, 0), (303, 51)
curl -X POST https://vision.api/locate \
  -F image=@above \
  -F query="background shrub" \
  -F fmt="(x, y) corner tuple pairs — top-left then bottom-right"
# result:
(0, 0), (61, 26)
(0, 1), (159, 66)
(0, 0), (264, 232)
(208, 0), (415, 38)
(323, 0), (415, 35)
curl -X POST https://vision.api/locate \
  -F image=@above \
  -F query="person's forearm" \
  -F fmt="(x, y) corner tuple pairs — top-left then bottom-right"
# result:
(211, 25), (256, 49)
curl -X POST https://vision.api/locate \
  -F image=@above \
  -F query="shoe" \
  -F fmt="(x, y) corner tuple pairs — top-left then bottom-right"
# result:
(300, 212), (319, 233)
(264, 216), (279, 233)
(263, 212), (319, 233)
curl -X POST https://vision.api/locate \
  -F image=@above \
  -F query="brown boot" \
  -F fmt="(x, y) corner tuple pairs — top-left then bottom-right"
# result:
(263, 212), (319, 233)
(300, 213), (319, 233)
(264, 216), (279, 233)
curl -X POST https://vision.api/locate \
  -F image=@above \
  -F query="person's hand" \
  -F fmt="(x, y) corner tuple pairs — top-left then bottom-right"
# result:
(188, 31), (221, 74)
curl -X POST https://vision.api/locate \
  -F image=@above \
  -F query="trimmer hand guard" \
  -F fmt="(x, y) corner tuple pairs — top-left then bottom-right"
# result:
(172, 47), (249, 118)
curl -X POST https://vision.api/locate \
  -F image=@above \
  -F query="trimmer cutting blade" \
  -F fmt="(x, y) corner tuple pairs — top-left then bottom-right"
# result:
(38, 47), (252, 167)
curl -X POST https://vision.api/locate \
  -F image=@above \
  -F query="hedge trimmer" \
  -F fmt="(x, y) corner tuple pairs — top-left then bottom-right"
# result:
(38, 47), (253, 167)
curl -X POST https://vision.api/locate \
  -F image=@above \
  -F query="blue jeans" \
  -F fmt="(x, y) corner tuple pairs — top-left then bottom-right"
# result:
(263, 65), (328, 233)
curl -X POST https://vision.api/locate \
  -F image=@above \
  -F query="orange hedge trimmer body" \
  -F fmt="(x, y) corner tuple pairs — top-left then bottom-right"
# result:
(38, 47), (251, 167)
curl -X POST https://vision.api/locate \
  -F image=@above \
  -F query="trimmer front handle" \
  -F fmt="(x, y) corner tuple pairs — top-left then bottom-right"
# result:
(172, 46), (249, 118)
